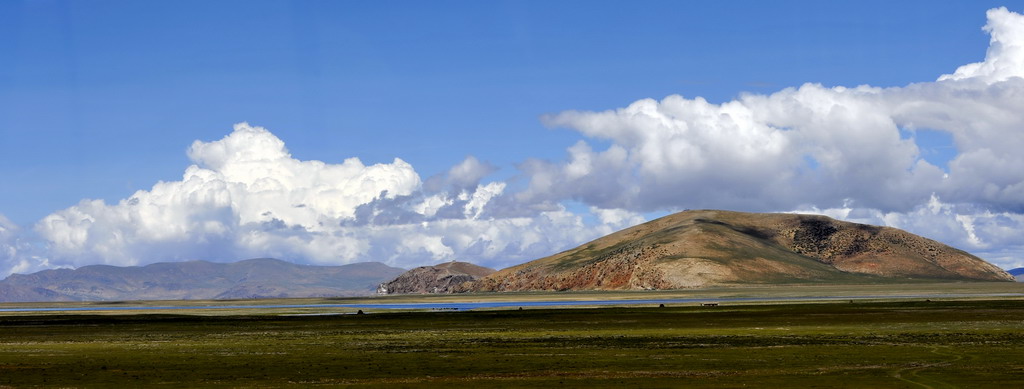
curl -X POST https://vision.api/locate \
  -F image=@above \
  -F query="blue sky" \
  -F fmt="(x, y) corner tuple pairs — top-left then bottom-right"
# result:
(3, 1), (1024, 274)
(2, 0), (1002, 224)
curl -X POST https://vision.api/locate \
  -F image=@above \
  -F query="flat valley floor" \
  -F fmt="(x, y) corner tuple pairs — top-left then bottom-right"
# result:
(2, 284), (1024, 387)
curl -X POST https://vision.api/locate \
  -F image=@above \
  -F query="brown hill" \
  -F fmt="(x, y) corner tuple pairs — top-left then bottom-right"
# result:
(0, 258), (406, 302)
(379, 261), (496, 294)
(464, 210), (1012, 292)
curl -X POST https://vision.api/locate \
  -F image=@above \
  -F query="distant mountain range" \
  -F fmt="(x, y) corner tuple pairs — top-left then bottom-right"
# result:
(0, 258), (405, 302)
(462, 210), (1013, 292)
(5, 210), (1016, 302)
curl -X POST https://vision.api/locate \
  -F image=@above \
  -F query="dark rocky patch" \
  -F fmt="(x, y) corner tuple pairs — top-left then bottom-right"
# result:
(379, 262), (496, 294)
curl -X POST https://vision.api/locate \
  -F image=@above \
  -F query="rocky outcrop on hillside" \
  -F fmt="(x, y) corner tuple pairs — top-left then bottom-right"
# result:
(462, 210), (1013, 292)
(379, 262), (496, 294)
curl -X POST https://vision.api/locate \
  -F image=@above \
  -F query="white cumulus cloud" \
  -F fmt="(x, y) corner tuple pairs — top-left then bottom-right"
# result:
(0, 214), (58, 276)
(33, 123), (423, 268)
(527, 7), (1024, 269)
(0, 215), (20, 268)
(6, 123), (634, 275)
(939, 7), (1024, 83)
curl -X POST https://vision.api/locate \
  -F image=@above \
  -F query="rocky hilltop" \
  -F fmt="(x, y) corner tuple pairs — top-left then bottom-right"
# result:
(0, 258), (405, 302)
(379, 261), (496, 294)
(464, 210), (1013, 292)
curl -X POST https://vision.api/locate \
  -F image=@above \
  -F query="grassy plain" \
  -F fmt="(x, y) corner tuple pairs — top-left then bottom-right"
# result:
(1, 284), (1023, 387)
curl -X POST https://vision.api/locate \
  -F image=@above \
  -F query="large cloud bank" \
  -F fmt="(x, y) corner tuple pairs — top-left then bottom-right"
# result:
(20, 123), (627, 273)
(2, 7), (1024, 275)
(526, 7), (1024, 268)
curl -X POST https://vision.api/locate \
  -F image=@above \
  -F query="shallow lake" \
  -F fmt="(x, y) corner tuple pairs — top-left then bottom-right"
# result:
(3, 293), (1022, 313)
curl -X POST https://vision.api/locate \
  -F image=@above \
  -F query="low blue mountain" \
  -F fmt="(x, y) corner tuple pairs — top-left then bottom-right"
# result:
(0, 258), (405, 302)
(1009, 268), (1024, 282)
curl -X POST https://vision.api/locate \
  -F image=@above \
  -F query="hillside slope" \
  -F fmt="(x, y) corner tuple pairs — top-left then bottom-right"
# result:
(465, 210), (1012, 292)
(0, 258), (405, 302)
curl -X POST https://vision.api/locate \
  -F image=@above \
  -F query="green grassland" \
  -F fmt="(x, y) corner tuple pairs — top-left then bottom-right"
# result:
(2, 285), (1024, 387)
